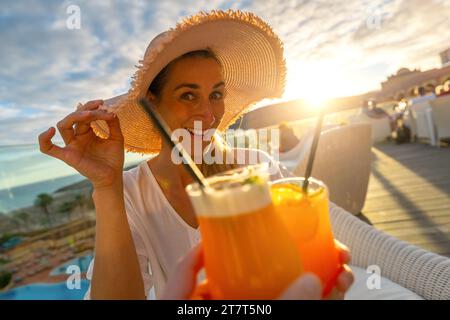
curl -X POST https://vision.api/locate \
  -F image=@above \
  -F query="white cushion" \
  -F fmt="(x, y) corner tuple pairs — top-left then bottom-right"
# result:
(345, 265), (424, 300)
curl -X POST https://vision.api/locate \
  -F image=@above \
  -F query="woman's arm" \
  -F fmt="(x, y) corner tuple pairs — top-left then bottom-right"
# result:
(90, 181), (146, 299)
(38, 100), (146, 299)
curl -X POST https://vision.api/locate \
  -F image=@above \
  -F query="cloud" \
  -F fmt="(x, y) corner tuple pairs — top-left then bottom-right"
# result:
(1, 0), (450, 145)
(351, 0), (450, 69)
(0, 104), (21, 119)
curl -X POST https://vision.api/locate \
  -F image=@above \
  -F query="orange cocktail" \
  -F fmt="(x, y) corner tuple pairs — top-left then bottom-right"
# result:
(270, 177), (341, 296)
(186, 164), (302, 299)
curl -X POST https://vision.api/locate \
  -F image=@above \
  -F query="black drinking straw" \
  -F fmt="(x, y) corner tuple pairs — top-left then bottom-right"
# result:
(302, 109), (325, 193)
(138, 98), (209, 189)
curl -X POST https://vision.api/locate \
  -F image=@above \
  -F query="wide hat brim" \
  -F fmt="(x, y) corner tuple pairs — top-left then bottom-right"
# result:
(90, 10), (286, 154)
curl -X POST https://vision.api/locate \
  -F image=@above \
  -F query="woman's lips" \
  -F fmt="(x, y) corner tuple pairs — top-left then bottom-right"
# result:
(184, 127), (215, 137)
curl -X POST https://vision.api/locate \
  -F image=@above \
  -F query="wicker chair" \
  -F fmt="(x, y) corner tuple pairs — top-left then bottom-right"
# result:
(330, 203), (450, 300)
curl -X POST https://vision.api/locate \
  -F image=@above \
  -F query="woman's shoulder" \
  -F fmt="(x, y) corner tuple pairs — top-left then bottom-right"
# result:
(122, 161), (154, 201)
(123, 161), (149, 184)
(123, 163), (139, 178)
(121, 161), (162, 223)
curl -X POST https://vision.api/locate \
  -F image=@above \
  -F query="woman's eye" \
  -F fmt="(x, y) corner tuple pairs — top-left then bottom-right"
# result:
(180, 92), (195, 101)
(210, 91), (224, 100)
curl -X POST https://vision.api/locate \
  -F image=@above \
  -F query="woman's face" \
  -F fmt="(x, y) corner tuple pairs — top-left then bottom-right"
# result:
(148, 57), (225, 153)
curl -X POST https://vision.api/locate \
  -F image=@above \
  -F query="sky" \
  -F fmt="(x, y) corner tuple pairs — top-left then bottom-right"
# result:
(1, 0), (450, 145)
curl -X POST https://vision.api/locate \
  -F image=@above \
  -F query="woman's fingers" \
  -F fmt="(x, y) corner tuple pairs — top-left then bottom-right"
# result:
(75, 100), (122, 141)
(74, 100), (105, 135)
(190, 280), (212, 300)
(104, 112), (123, 141)
(75, 110), (116, 136)
(325, 288), (345, 300)
(278, 273), (322, 300)
(56, 114), (77, 145)
(57, 110), (115, 143)
(76, 100), (104, 111)
(57, 111), (89, 144)
(339, 247), (351, 265)
(335, 264), (354, 293)
(324, 264), (353, 300)
(38, 127), (66, 161)
(74, 121), (94, 137)
(334, 239), (348, 251)
(39, 100), (100, 146)
(334, 239), (351, 264)
(75, 111), (122, 141)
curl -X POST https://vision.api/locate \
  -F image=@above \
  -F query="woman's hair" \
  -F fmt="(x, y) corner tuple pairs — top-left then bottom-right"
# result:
(148, 49), (239, 177)
(149, 49), (221, 99)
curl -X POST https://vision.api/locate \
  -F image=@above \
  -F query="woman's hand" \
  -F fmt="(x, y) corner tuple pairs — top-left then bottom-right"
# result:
(162, 244), (206, 300)
(38, 100), (125, 189)
(162, 240), (354, 300)
(324, 240), (354, 300)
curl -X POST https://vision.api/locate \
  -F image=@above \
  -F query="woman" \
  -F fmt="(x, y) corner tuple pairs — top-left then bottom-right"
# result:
(38, 10), (353, 299)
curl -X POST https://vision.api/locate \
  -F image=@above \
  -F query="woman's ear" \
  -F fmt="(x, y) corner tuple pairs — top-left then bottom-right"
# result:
(146, 91), (157, 103)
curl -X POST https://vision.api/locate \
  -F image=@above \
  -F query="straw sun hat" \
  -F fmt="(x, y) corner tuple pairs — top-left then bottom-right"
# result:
(89, 9), (286, 154)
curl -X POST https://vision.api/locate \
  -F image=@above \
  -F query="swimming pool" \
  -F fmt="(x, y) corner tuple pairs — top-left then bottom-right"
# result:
(50, 254), (93, 276)
(0, 280), (89, 300)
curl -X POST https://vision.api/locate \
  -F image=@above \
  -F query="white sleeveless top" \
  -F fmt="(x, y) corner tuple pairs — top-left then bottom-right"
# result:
(84, 149), (283, 299)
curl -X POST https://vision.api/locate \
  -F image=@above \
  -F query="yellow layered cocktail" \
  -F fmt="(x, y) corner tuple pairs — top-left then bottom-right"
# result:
(270, 177), (341, 296)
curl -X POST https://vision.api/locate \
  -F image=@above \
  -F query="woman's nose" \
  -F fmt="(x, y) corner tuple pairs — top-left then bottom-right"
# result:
(196, 100), (216, 127)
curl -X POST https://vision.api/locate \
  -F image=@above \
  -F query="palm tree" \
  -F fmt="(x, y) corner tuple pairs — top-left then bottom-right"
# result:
(9, 217), (22, 233)
(58, 201), (76, 222)
(0, 212), (13, 234)
(74, 193), (87, 218)
(34, 193), (54, 227)
(0, 270), (12, 290)
(13, 211), (30, 231)
(15, 211), (31, 232)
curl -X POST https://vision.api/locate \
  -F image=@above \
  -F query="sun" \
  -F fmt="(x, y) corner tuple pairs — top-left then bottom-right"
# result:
(303, 88), (329, 110)
(283, 60), (354, 111)
(284, 74), (330, 111)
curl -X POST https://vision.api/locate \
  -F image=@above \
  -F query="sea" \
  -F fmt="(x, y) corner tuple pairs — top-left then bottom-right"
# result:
(0, 144), (149, 213)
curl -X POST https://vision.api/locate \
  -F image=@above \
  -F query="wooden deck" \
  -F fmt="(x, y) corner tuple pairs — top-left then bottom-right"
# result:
(363, 142), (450, 257)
